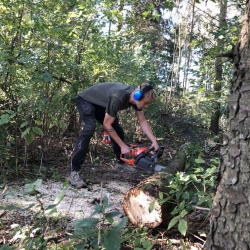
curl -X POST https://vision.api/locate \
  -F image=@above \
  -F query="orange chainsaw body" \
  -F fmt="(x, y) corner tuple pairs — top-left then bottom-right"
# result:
(120, 145), (165, 172)
(120, 145), (152, 166)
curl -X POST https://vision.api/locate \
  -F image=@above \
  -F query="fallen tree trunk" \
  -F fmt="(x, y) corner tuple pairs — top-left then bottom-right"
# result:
(123, 144), (189, 228)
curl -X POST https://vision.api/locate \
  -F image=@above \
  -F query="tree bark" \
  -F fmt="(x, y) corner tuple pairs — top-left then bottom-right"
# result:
(206, 2), (250, 249)
(123, 144), (189, 228)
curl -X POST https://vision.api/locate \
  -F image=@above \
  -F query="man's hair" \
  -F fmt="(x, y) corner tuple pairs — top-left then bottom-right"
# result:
(140, 83), (157, 101)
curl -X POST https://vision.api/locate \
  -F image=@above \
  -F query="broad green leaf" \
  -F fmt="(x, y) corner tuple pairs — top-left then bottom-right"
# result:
(179, 200), (185, 210)
(27, 130), (34, 144)
(73, 217), (99, 229)
(74, 241), (89, 250)
(5, 110), (15, 115)
(20, 121), (29, 128)
(194, 167), (204, 173)
(170, 206), (180, 215)
(197, 196), (209, 205)
(142, 11), (150, 18)
(176, 191), (182, 200)
(196, 191), (207, 195)
(180, 209), (188, 218)
(68, 12), (79, 18)
(113, 217), (127, 232)
(32, 179), (42, 186)
(159, 197), (171, 205)
(159, 191), (163, 199)
(142, 239), (154, 249)
(24, 179), (42, 194)
(107, 216), (114, 224)
(182, 191), (190, 200)
(54, 188), (67, 204)
(167, 216), (179, 230)
(0, 204), (35, 211)
(178, 219), (187, 236)
(195, 158), (205, 164)
(103, 229), (121, 250)
(210, 158), (220, 165)
(105, 211), (120, 219)
(32, 126), (43, 136)
(102, 195), (109, 207)
(0, 114), (12, 125)
(21, 127), (30, 138)
(46, 204), (57, 215)
(90, 203), (103, 216)
(149, 200), (155, 213)
(0, 244), (16, 250)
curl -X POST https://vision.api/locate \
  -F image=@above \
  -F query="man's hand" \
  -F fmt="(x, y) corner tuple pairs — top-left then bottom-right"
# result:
(120, 144), (131, 155)
(150, 141), (159, 152)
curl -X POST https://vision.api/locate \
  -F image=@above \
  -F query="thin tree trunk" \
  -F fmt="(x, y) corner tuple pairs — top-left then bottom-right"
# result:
(209, 0), (227, 135)
(182, 0), (195, 91)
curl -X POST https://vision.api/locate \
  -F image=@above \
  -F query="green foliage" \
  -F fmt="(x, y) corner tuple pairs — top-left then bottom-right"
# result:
(0, 110), (16, 125)
(71, 195), (127, 250)
(0, 0), (174, 176)
(159, 143), (219, 236)
(0, 179), (69, 249)
(121, 226), (155, 250)
(1, 179), (157, 249)
(24, 178), (43, 195)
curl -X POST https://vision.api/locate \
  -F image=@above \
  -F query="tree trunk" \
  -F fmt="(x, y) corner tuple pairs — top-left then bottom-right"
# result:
(209, 0), (227, 135)
(182, 0), (195, 91)
(206, 2), (250, 249)
(123, 144), (189, 228)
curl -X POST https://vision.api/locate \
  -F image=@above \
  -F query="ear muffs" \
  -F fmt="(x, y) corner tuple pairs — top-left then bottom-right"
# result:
(133, 85), (153, 101)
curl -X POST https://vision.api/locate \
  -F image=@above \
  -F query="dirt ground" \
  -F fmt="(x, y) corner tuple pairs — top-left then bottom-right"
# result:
(0, 114), (215, 249)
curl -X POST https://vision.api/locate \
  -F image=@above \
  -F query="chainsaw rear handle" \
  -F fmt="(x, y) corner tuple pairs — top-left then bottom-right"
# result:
(134, 147), (155, 165)
(150, 146), (164, 159)
(134, 146), (164, 162)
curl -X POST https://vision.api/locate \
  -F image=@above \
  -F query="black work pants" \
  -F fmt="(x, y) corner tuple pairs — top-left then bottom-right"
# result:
(71, 96), (124, 171)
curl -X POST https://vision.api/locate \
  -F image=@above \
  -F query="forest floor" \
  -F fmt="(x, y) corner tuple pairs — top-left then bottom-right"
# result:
(0, 114), (220, 249)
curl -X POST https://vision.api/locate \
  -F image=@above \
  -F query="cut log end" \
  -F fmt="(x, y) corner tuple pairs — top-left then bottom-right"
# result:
(123, 188), (162, 228)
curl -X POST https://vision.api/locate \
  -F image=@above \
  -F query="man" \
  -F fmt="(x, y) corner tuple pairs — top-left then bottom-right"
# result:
(67, 82), (159, 187)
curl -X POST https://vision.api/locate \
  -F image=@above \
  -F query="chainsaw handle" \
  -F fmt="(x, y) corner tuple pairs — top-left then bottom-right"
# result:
(150, 146), (165, 159)
(134, 147), (155, 165)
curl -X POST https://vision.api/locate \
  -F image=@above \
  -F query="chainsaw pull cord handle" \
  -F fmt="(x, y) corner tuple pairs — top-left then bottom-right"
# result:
(134, 147), (155, 165)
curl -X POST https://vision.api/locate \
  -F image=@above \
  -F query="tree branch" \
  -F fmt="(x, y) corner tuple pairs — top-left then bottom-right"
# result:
(216, 50), (235, 59)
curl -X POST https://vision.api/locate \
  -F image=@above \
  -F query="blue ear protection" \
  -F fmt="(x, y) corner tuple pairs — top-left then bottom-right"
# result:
(133, 85), (153, 101)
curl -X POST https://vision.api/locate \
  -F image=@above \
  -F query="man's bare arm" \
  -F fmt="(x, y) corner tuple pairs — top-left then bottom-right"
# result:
(136, 110), (159, 150)
(103, 113), (130, 155)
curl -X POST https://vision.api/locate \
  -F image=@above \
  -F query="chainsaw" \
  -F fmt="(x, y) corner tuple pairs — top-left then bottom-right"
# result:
(120, 144), (166, 172)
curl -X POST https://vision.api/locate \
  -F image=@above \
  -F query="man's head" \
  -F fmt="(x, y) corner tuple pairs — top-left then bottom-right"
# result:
(133, 83), (157, 109)
(140, 83), (157, 101)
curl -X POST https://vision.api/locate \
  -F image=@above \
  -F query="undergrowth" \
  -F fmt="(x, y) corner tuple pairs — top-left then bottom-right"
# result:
(0, 142), (220, 249)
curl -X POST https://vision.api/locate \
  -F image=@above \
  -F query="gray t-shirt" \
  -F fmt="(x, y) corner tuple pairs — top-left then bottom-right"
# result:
(78, 82), (141, 117)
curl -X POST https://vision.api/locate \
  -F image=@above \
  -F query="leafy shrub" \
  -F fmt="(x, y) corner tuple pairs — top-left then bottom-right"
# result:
(159, 143), (219, 236)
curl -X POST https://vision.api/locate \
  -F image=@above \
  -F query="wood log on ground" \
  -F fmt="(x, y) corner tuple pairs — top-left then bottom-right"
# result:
(123, 144), (190, 228)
